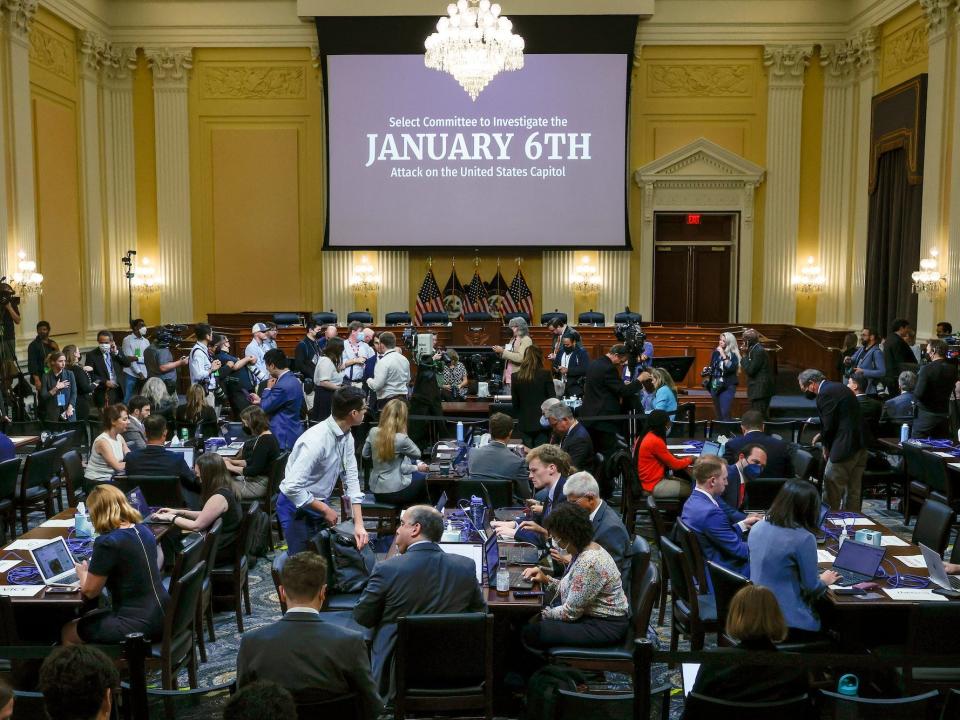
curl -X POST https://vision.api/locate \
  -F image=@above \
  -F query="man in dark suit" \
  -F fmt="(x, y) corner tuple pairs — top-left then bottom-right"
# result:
(124, 415), (199, 500)
(912, 338), (958, 439)
(581, 344), (643, 456)
(546, 402), (595, 473)
(86, 330), (132, 409)
(882, 319), (918, 397)
(491, 444), (570, 546)
(238, 552), (381, 720)
(883, 370), (916, 419)
(467, 412), (531, 501)
(722, 410), (792, 478)
(739, 329), (775, 417)
(798, 368), (867, 511)
(848, 371), (882, 447)
(722, 444), (767, 511)
(558, 471), (629, 575)
(353, 505), (485, 699)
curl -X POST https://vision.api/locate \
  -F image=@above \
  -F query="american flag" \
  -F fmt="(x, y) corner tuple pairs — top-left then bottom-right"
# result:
(507, 267), (534, 318)
(464, 270), (491, 314)
(415, 268), (444, 324)
(487, 270), (512, 317)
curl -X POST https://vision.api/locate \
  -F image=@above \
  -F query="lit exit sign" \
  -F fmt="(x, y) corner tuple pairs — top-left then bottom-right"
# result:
(686, 214), (701, 225)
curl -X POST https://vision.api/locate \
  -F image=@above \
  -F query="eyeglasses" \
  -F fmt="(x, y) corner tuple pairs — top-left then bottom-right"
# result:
(397, 519), (419, 528)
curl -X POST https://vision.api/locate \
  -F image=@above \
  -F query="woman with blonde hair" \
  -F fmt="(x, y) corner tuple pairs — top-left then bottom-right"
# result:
(175, 383), (217, 432)
(510, 344), (555, 448)
(707, 331), (740, 420)
(362, 399), (429, 504)
(63, 484), (169, 645)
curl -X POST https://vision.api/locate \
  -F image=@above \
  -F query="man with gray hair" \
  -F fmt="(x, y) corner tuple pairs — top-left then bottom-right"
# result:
(354, 504), (485, 698)
(798, 368), (867, 511)
(559, 471), (629, 574)
(883, 370), (917, 420)
(493, 316), (532, 387)
(546, 402), (594, 473)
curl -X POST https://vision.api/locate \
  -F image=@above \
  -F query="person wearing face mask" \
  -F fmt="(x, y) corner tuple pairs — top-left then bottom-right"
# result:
(39, 351), (76, 422)
(739, 328), (776, 416)
(723, 444), (767, 511)
(797, 368), (866, 512)
(294, 321), (323, 380)
(552, 330), (589, 397)
(223, 406), (281, 499)
(86, 331), (133, 410)
(554, 472), (629, 575)
(846, 327), (885, 396)
(121, 319), (151, 404)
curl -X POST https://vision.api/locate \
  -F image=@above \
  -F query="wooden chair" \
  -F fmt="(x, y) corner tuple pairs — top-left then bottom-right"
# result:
(264, 451), (289, 549)
(195, 518), (222, 663)
(646, 495), (672, 626)
(684, 693), (811, 719)
(674, 518), (708, 590)
(0, 458), (20, 544)
(911, 498), (955, 556)
(706, 560), (750, 645)
(211, 501), (258, 633)
(817, 690), (940, 719)
(901, 442), (931, 525)
(60, 450), (85, 507)
(762, 420), (802, 443)
(17, 447), (58, 533)
(147, 561), (206, 691)
(555, 689), (634, 720)
(659, 537), (717, 651)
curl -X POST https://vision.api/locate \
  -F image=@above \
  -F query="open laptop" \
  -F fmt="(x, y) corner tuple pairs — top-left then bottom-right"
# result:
(814, 503), (831, 545)
(699, 440), (721, 457)
(484, 533), (533, 589)
(919, 543), (960, 591)
(434, 491), (448, 513)
(831, 539), (885, 586)
(499, 540), (541, 565)
(29, 537), (80, 587)
(167, 447), (194, 469)
(126, 487), (173, 524)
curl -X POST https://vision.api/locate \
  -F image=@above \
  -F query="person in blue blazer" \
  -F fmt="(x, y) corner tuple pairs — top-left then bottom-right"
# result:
(680, 455), (762, 583)
(553, 330), (590, 397)
(253, 349), (304, 451)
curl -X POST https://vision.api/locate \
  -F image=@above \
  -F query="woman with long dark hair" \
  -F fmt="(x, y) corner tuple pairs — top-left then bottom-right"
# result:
(510, 344), (555, 448)
(39, 351), (76, 422)
(312, 336), (346, 421)
(634, 409), (692, 500)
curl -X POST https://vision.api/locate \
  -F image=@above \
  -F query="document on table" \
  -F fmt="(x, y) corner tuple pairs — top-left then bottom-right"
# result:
(948, 462), (960, 470)
(880, 535), (909, 547)
(896, 555), (927, 569)
(0, 560), (19, 573)
(883, 588), (949, 602)
(5, 539), (51, 551)
(667, 445), (696, 450)
(40, 518), (75, 528)
(676, 453), (699, 457)
(817, 550), (835, 563)
(0, 585), (43, 597)
(827, 518), (874, 527)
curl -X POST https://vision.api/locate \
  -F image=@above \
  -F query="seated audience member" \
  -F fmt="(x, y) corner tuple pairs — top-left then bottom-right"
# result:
(62, 485), (169, 645)
(491, 444), (570, 545)
(366, 331), (410, 408)
(0, 431), (14, 463)
(224, 681), (296, 720)
(223, 405), (281, 500)
(521, 504), (629, 650)
(38, 350), (76, 422)
(554, 471), (629, 574)
(680, 455), (760, 580)
(723, 443), (767, 511)
(154, 453), (243, 566)
(124, 415), (199, 504)
(467, 411), (531, 501)
(441, 348), (469, 400)
(213, 334), (257, 416)
(121, 318), (150, 403)
(749, 480), (839, 640)
(84, 404), (130, 488)
(142, 376), (176, 421)
(64, 344), (94, 421)
(511, 344), (556, 448)
(176, 383), (217, 430)
(250, 349), (303, 451)
(553, 330), (589, 397)
(634, 410), (693, 500)
(313, 336), (346, 422)
(883, 370), (917, 419)
(541, 397), (562, 441)
(689, 586), (809, 703)
(721, 410), (792, 478)
(353, 505), (485, 698)
(123, 395), (151, 450)
(39, 645), (119, 720)
(362, 399), (429, 505)
(546, 402), (594, 474)
(237, 552), (382, 719)
(637, 367), (678, 417)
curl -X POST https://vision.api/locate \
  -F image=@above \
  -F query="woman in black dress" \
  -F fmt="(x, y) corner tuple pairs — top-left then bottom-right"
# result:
(154, 453), (242, 566)
(511, 344), (556, 448)
(223, 405), (281, 499)
(63, 484), (169, 645)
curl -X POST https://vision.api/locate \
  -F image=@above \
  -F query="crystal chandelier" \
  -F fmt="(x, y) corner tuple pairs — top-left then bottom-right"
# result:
(12, 251), (43, 296)
(351, 256), (381, 294)
(131, 257), (161, 295)
(571, 256), (601, 294)
(792, 256), (825, 296)
(911, 248), (946, 297)
(425, 0), (525, 101)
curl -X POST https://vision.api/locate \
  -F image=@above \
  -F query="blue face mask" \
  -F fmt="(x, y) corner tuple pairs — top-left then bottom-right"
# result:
(743, 463), (764, 478)
(540, 416), (551, 429)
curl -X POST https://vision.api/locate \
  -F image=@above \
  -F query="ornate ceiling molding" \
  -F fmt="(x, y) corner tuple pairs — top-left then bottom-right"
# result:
(144, 47), (193, 86)
(0, 0), (38, 41)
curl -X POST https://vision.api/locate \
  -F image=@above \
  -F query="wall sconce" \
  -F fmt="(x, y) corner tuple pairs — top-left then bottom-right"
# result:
(570, 255), (600, 293)
(12, 251), (43, 296)
(911, 248), (946, 298)
(792, 256), (825, 296)
(130, 257), (160, 294)
(351, 255), (380, 293)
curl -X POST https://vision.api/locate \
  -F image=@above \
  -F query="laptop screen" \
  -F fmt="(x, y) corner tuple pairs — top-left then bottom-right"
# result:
(126, 487), (152, 516)
(483, 533), (499, 579)
(33, 538), (75, 581)
(435, 492), (448, 512)
(700, 441), (721, 457)
(818, 503), (830, 528)
(833, 539), (885, 576)
(168, 447), (194, 468)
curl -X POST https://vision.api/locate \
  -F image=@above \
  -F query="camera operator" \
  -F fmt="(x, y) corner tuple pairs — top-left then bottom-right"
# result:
(614, 323), (653, 381)
(0, 282), (21, 364)
(27, 321), (57, 391)
(144, 327), (188, 397)
(553, 330), (589, 397)
(408, 352), (444, 453)
(213, 334), (258, 417)
(189, 323), (222, 407)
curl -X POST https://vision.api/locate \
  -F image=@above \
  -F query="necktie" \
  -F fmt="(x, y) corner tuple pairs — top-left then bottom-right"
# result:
(738, 473), (746, 508)
(104, 352), (113, 380)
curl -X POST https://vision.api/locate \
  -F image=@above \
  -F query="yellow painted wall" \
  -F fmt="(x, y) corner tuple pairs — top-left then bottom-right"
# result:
(878, 2), (929, 93)
(188, 47), (324, 317)
(28, 7), (83, 337)
(795, 48), (824, 328)
(629, 45), (768, 320)
(132, 50), (160, 326)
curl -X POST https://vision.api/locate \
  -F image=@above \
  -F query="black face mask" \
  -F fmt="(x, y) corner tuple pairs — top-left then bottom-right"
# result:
(803, 390), (817, 400)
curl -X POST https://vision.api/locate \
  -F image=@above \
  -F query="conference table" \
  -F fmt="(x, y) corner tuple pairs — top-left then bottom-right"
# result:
(9, 435), (40, 451)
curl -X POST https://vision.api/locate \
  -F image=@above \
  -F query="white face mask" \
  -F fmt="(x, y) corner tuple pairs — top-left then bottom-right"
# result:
(138, 327), (147, 337)
(99, 343), (111, 353)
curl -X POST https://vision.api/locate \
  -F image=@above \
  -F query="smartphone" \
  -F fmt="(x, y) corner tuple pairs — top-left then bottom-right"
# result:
(45, 586), (79, 594)
(833, 587), (866, 596)
(931, 586), (960, 598)
(513, 590), (544, 599)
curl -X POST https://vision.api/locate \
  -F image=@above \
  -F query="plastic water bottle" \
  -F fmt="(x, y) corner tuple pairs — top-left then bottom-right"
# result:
(180, 428), (189, 444)
(839, 523), (849, 548)
(441, 520), (460, 543)
(75, 502), (92, 538)
(496, 566), (510, 595)
(170, 433), (182, 448)
(470, 495), (484, 529)
(456, 421), (464, 446)
(900, 423), (910, 443)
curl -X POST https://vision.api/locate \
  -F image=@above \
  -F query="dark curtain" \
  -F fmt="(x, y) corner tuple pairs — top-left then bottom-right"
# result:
(864, 147), (922, 334)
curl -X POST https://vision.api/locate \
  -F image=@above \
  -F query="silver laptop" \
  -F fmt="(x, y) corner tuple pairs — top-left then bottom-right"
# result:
(29, 537), (80, 587)
(167, 447), (194, 468)
(919, 543), (960, 591)
(699, 440), (721, 457)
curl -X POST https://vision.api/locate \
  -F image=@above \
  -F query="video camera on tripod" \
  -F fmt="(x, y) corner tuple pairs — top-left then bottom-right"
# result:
(154, 324), (187, 349)
(0, 279), (21, 311)
(614, 321), (647, 374)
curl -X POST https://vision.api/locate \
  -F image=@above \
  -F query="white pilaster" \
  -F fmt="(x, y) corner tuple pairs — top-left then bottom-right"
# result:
(944, 4), (960, 323)
(101, 44), (139, 327)
(761, 45), (812, 324)
(916, 0), (952, 339)
(145, 47), (193, 325)
(849, 28), (879, 330)
(376, 251), (408, 325)
(78, 30), (107, 335)
(1, 0), (39, 338)
(817, 42), (857, 329)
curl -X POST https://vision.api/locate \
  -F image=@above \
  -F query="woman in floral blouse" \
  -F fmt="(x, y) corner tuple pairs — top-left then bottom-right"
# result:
(521, 504), (629, 649)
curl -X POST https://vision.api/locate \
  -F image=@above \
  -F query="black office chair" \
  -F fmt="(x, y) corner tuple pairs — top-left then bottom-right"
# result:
(941, 688), (960, 720)
(458, 479), (513, 509)
(541, 311), (567, 326)
(577, 310), (604, 326)
(0, 457), (19, 544)
(614, 310), (642, 324)
(59, 450), (84, 508)
(265, 451), (290, 548)
(394, 613), (493, 720)
(901, 442), (932, 525)
(555, 688), (634, 720)
(911, 498), (955, 555)
(743, 478), (789, 511)
(707, 420), (741, 440)
(789, 447), (815, 482)
(293, 691), (361, 720)
(211, 501), (259, 633)
(645, 495), (673, 626)
(347, 311), (373, 324)
(763, 420), (801, 443)
(311, 311), (337, 326)
(706, 561), (750, 644)
(148, 561), (205, 691)
(271, 550), (288, 614)
(115, 475), (185, 510)
(674, 519), (708, 590)
(17, 447), (58, 534)
(420, 312), (448, 325)
(464, 312), (494, 321)
(272, 312), (301, 327)
(384, 311), (411, 325)
(685, 693), (811, 719)
(817, 690), (940, 719)
(899, 601), (960, 693)
(672, 402), (697, 438)
(918, 451), (958, 510)
(503, 312), (530, 324)
(659, 537), (717, 651)
(196, 518), (222, 663)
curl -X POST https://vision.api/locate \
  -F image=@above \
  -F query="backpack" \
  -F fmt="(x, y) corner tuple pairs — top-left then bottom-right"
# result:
(525, 665), (587, 720)
(247, 509), (272, 563)
(328, 520), (376, 593)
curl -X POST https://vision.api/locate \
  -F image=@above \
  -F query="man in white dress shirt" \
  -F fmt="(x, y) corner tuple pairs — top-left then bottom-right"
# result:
(366, 332), (409, 409)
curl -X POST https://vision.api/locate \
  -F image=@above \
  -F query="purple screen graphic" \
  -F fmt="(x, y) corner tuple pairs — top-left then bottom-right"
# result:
(327, 54), (628, 247)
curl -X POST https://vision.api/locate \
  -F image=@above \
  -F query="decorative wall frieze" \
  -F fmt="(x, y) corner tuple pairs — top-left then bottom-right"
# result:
(0, 0), (37, 41)
(144, 47), (193, 86)
(762, 45), (813, 83)
(199, 65), (305, 100)
(647, 63), (751, 97)
(884, 20), (929, 78)
(29, 21), (73, 81)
